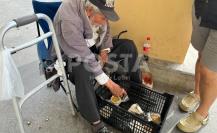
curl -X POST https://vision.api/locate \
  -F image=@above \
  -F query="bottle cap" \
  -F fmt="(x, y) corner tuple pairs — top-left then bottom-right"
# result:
(146, 36), (151, 41)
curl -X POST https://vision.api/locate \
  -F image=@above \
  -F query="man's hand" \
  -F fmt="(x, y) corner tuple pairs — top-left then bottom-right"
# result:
(105, 79), (127, 97)
(99, 50), (109, 66)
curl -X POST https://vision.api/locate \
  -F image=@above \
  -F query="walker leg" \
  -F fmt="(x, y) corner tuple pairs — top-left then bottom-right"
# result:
(62, 77), (76, 116)
(66, 90), (76, 116)
(13, 97), (25, 133)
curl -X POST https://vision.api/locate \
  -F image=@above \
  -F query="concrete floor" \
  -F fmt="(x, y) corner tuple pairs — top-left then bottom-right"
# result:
(0, 0), (38, 67)
(1, 0), (217, 133)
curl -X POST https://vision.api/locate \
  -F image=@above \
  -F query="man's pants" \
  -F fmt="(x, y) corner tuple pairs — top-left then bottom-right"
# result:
(68, 39), (141, 123)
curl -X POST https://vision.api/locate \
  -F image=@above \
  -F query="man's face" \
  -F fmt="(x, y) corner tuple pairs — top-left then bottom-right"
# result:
(91, 12), (107, 26)
(86, 7), (107, 26)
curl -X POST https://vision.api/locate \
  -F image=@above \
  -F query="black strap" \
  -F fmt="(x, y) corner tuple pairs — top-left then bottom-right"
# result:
(36, 22), (41, 37)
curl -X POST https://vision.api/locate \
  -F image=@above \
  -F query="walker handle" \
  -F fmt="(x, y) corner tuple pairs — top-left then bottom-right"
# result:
(13, 14), (38, 27)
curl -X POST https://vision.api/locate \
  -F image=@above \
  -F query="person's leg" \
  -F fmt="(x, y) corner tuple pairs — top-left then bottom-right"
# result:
(194, 53), (202, 96)
(178, 10), (209, 112)
(196, 29), (217, 118)
(68, 61), (113, 133)
(196, 63), (217, 118)
(177, 29), (217, 132)
(68, 62), (101, 123)
(179, 53), (202, 112)
(191, 10), (210, 97)
(110, 39), (141, 83)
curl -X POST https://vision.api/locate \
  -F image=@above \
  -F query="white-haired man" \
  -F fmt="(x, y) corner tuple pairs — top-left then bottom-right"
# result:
(54, 0), (141, 132)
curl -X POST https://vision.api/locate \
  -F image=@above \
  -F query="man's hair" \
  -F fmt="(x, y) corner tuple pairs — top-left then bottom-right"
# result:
(84, 0), (101, 14)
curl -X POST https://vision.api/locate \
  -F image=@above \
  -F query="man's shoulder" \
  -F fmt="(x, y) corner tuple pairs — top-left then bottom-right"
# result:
(61, 0), (83, 10)
(54, 0), (82, 21)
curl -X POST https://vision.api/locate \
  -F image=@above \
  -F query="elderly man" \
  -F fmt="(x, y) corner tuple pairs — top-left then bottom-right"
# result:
(177, 0), (217, 132)
(54, 0), (141, 132)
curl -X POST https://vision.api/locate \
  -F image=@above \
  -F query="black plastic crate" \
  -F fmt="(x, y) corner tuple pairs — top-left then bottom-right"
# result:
(96, 81), (174, 133)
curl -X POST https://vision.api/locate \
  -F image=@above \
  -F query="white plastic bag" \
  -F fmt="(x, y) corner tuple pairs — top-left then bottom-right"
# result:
(0, 49), (24, 101)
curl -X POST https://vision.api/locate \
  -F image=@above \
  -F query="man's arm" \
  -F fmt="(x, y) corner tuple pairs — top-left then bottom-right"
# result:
(61, 20), (109, 85)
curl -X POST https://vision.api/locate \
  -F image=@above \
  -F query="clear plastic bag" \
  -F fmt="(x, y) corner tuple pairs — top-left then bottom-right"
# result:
(0, 49), (24, 101)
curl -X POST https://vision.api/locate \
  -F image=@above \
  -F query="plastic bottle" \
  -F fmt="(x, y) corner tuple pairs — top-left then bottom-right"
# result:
(140, 36), (153, 89)
(143, 36), (151, 55)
